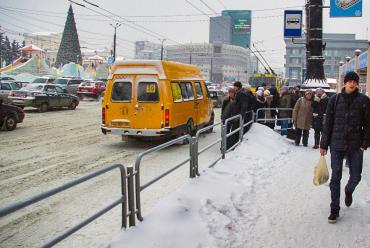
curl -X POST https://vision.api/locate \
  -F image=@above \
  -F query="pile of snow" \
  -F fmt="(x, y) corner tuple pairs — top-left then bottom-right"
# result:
(109, 124), (370, 248)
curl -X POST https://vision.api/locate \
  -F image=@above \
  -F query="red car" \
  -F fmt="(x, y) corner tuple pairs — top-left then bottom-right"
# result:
(76, 81), (106, 99)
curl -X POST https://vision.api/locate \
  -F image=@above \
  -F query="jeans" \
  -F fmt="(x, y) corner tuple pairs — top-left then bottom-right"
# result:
(329, 148), (364, 211)
(295, 128), (309, 145)
(314, 129), (322, 146)
(280, 119), (289, 136)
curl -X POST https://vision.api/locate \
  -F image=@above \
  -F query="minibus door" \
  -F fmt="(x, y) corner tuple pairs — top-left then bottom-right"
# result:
(194, 82), (205, 127)
(134, 76), (162, 129)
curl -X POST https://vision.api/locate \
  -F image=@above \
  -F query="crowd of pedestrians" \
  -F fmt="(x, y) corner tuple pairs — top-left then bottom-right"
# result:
(221, 71), (370, 224)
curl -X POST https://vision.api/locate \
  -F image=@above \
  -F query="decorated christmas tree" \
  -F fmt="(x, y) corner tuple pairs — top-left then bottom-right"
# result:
(55, 5), (82, 68)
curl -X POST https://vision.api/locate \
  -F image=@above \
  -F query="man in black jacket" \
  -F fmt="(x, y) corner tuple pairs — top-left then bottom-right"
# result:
(320, 71), (370, 224)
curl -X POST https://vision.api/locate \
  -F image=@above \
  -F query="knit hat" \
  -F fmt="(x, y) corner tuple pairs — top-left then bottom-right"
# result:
(233, 81), (242, 88)
(316, 88), (324, 94)
(256, 90), (264, 97)
(263, 90), (271, 96)
(344, 71), (359, 84)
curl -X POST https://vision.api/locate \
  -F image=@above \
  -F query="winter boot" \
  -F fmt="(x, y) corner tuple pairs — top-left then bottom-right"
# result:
(345, 187), (353, 207)
(328, 210), (339, 224)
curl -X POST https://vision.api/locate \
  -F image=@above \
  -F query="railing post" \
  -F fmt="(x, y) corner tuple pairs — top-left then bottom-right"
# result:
(126, 166), (136, 227)
(221, 124), (227, 159)
(239, 114), (243, 142)
(189, 137), (196, 178)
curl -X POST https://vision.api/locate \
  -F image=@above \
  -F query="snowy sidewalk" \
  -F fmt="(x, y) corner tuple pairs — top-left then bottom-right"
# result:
(109, 124), (370, 248)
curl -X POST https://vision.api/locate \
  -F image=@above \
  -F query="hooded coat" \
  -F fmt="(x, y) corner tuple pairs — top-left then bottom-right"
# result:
(292, 96), (313, 130)
(311, 93), (328, 131)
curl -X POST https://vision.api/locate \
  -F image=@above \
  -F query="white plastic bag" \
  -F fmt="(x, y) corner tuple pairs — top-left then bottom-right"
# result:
(313, 156), (329, 186)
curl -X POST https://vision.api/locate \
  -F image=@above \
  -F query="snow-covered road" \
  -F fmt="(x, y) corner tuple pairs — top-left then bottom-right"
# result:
(0, 101), (222, 247)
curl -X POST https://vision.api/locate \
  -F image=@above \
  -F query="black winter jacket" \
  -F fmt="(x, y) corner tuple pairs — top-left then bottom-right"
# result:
(234, 89), (249, 118)
(320, 89), (370, 151)
(311, 94), (329, 131)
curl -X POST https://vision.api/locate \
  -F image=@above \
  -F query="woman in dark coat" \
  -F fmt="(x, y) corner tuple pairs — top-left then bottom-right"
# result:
(311, 88), (329, 148)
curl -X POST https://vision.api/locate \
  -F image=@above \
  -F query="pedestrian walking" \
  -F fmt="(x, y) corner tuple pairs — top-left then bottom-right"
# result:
(278, 86), (292, 135)
(264, 90), (275, 129)
(291, 85), (302, 109)
(320, 71), (370, 224)
(254, 90), (267, 124)
(292, 89), (313, 146)
(221, 88), (238, 149)
(311, 88), (328, 149)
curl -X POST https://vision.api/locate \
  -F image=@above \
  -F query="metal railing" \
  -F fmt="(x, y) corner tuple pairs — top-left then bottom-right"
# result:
(0, 164), (127, 248)
(255, 108), (293, 131)
(194, 121), (222, 173)
(133, 135), (193, 221)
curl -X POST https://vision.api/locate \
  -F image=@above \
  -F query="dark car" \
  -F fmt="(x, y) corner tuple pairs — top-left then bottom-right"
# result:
(31, 76), (56, 84)
(0, 99), (25, 131)
(8, 83), (79, 112)
(76, 80), (106, 99)
(0, 81), (21, 103)
(208, 90), (225, 108)
(53, 78), (82, 95)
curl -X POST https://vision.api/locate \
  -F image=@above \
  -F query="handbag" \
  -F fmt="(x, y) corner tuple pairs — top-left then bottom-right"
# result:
(286, 128), (296, 140)
(313, 156), (329, 186)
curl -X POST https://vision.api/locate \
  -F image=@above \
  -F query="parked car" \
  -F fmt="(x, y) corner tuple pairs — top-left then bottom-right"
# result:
(76, 80), (106, 99)
(0, 75), (15, 81)
(8, 83), (79, 112)
(0, 98), (25, 131)
(53, 77), (82, 95)
(31, 76), (56, 84)
(0, 81), (21, 103)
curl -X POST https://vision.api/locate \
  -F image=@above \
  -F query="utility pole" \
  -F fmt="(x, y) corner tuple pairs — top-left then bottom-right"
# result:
(303, 0), (327, 87)
(0, 25), (3, 69)
(110, 23), (121, 62)
(159, 38), (166, 61)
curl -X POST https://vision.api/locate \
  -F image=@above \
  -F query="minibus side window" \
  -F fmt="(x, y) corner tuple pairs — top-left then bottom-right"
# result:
(194, 82), (203, 99)
(185, 82), (194, 100)
(112, 81), (132, 101)
(138, 82), (159, 102)
(171, 82), (183, 102)
(179, 83), (189, 101)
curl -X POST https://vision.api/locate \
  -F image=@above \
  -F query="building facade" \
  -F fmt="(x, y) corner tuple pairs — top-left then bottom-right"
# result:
(285, 33), (368, 85)
(209, 10), (252, 48)
(135, 40), (164, 60)
(167, 43), (256, 84)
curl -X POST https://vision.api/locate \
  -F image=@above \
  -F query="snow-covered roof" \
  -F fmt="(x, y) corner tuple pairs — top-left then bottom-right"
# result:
(302, 78), (330, 88)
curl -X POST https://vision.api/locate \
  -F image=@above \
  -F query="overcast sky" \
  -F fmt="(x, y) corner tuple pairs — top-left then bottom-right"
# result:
(0, 0), (369, 72)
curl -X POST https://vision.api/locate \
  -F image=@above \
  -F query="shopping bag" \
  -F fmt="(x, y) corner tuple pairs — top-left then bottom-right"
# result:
(313, 156), (329, 186)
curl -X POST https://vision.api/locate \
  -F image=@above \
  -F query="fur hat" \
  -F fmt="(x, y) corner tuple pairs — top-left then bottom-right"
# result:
(263, 90), (271, 96)
(256, 90), (264, 97)
(344, 71), (359, 84)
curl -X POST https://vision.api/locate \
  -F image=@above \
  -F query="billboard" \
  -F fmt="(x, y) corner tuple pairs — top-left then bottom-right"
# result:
(222, 10), (251, 48)
(330, 0), (362, 17)
(284, 10), (303, 38)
